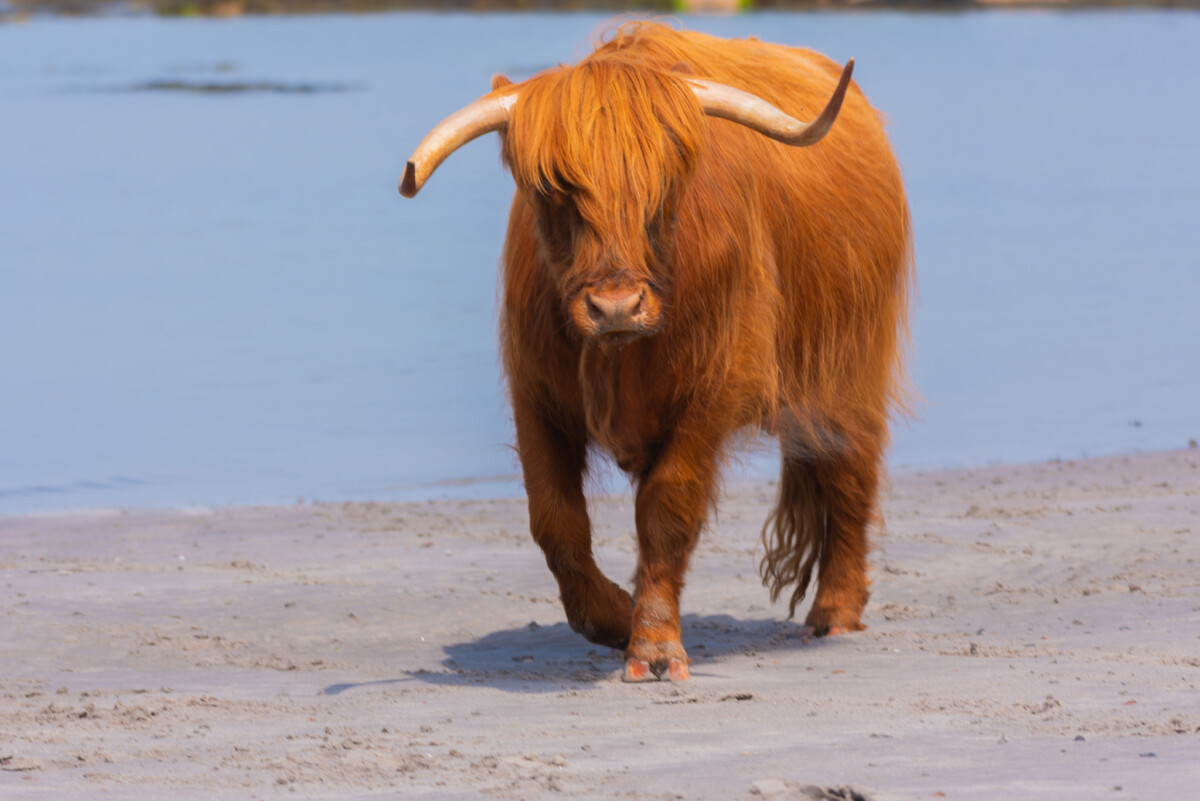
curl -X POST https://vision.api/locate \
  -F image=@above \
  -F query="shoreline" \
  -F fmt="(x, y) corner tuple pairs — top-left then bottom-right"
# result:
(2, 447), (1198, 798)
(3, 440), (1193, 519)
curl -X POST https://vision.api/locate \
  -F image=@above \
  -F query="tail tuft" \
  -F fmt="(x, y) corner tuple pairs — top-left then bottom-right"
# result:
(759, 463), (827, 618)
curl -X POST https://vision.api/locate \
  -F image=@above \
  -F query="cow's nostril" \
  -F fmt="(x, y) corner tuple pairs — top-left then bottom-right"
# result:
(628, 290), (645, 318)
(586, 296), (606, 324)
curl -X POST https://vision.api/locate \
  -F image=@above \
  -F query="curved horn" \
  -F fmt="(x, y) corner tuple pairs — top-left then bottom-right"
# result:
(687, 58), (854, 147)
(399, 90), (519, 198)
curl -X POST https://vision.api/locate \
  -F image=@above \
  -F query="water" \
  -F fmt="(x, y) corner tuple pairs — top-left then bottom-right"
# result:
(1, 11), (1198, 513)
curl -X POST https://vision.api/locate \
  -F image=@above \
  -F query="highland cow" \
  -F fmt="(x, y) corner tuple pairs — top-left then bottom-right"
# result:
(401, 23), (912, 682)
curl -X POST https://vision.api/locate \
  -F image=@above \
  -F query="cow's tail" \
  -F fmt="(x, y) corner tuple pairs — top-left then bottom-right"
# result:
(759, 459), (826, 619)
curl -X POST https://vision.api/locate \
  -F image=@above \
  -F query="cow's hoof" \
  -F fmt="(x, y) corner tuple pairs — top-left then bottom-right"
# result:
(800, 624), (852, 642)
(622, 656), (689, 682)
(802, 603), (866, 641)
(623, 658), (654, 682)
(803, 592), (867, 639)
(665, 657), (689, 682)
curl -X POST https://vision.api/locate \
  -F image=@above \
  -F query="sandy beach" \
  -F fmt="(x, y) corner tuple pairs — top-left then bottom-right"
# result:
(2, 448), (1197, 799)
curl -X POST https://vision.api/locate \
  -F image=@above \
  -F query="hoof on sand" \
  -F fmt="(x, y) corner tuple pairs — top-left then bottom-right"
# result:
(623, 657), (689, 683)
(666, 658), (689, 682)
(623, 658), (653, 682)
(801, 624), (848, 642)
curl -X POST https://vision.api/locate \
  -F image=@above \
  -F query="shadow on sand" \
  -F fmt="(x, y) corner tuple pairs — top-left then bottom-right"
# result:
(323, 613), (836, 695)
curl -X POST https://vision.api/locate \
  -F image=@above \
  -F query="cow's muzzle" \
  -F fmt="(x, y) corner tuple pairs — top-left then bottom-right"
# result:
(572, 282), (661, 340)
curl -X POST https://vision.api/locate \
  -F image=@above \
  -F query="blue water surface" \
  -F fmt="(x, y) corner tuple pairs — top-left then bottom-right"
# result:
(1, 11), (1198, 512)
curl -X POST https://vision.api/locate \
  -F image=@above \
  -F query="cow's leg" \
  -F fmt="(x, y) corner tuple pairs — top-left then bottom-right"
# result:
(513, 395), (633, 650)
(624, 428), (720, 682)
(762, 447), (877, 636)
(803, 451), (878, 636)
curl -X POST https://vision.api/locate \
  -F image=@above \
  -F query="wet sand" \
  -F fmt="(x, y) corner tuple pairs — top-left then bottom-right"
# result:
(2, 449), (1198, 799)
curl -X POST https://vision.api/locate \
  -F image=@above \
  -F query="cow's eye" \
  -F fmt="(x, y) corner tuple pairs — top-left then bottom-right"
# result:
(646, 203), (672, 261)
(533, 193), (577, 264)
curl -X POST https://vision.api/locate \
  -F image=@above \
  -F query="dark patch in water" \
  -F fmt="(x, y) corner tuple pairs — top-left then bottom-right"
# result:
(125, 79), (361, 94)
(0, 476), (150, 501)
(165, 61), (239, 75)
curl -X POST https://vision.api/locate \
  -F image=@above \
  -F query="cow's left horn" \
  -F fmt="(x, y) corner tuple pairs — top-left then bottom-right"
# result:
(400, 90), (519, 198)
(687, 58), (854, 148)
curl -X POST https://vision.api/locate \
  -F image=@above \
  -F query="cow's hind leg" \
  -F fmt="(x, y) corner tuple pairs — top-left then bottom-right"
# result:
(761, 449), (878, 635)
(514, 396), (633, 650)
(804, 452), (877, 635)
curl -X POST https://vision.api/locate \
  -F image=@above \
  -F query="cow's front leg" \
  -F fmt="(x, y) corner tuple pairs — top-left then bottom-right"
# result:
(624, 428), (721, 682)
(514, 394), (633, 650)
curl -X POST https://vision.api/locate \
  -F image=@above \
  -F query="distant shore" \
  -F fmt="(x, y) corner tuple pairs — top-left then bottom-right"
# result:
(5, 0), (1200, 21)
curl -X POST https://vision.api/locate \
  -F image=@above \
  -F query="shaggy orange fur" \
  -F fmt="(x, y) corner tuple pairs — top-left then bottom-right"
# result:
(477, 22), (909, 678)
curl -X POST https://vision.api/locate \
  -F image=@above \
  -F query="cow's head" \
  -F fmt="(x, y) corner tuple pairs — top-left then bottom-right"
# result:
(401, 54), (853, 342)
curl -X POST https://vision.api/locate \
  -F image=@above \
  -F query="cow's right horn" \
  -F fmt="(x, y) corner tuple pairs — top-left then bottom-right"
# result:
(400, 89), (519, 198)
(688, 58), (854, 148)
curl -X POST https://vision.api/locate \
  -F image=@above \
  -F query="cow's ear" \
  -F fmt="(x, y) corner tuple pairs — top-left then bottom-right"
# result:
(669, 62), (695, 76)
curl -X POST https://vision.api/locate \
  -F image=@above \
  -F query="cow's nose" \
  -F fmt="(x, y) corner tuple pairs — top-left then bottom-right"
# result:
(585, 287), (646, 332)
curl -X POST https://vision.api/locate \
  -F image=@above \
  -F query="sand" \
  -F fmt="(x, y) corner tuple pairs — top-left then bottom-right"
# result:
(1, 448), (1198, 800)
